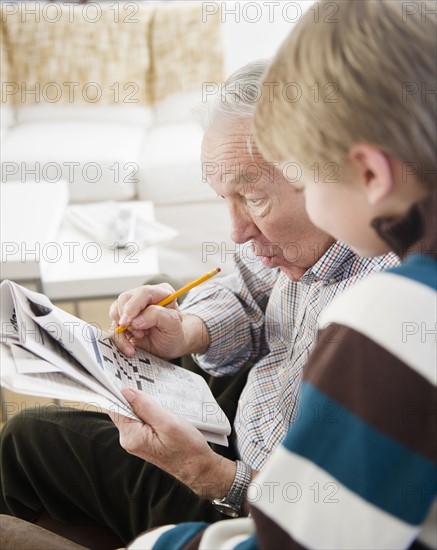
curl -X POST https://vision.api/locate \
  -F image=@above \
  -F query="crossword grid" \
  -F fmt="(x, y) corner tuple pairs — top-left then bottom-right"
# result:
(97, 338), (157, 394)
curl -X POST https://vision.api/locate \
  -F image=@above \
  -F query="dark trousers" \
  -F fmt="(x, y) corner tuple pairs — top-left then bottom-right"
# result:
(0, 360), (251, 545)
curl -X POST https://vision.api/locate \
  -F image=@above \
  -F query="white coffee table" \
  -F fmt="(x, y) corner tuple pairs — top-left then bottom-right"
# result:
(0, 181), (69, 284)
(41, 201), (160, 300)
(1, 182), (161, 300)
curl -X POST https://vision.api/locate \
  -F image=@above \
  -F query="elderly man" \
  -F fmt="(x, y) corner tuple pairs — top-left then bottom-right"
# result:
(0, 60), (397, 546)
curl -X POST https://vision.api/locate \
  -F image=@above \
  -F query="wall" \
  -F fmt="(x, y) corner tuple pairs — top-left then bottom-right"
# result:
(221, 0), (315, 72)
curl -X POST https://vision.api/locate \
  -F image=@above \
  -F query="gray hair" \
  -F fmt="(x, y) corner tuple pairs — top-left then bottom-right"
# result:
(195, 59), (270, 132)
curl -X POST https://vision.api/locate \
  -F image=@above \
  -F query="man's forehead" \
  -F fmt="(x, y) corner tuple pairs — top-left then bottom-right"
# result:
(201, 124), (281, 188)
(202, 128), (265, 163)
(202, 157), (279, 191)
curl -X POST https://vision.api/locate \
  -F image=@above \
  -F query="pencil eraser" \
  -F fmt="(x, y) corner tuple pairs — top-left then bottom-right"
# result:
(216, 267), (222, 273)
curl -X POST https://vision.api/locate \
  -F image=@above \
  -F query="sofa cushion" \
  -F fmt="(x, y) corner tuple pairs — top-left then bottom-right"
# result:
(150, 2), (224, 103)
(1, 2), (223, 108)
(0, 515), (87, 550)
(137, 123), (216, 205)
(1, 121), (145, 202)
(153, 91), (200, 126)
(15, 105), (154, 128)
(1, 3), (153, 106)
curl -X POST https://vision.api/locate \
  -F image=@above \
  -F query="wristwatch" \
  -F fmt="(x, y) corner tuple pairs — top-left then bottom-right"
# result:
(212, 460), (252, 517)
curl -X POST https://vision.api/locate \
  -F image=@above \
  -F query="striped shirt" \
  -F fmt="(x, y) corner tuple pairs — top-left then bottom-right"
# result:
(182, 242), (399, 469)
(248, 251), (437, 549)
(129, 194), (436, 550)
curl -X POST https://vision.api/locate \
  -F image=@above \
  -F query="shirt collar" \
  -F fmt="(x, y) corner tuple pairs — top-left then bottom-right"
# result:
(300, 241), (357, 285)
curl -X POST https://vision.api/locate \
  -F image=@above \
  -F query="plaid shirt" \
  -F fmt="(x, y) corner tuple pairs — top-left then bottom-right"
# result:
(181, 243), (399, 469)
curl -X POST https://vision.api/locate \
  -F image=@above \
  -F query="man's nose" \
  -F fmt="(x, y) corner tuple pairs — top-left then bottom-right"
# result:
(229, 204), (258, 244)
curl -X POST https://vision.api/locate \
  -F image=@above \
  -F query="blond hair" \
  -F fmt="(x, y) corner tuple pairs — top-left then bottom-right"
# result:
(254, 0), (436, 188)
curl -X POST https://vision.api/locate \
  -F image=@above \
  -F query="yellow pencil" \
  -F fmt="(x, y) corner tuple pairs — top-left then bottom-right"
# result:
(107, 267), (221, 339)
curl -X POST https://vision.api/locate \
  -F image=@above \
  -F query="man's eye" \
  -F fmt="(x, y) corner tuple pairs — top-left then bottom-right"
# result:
(247, 198), (265, 207)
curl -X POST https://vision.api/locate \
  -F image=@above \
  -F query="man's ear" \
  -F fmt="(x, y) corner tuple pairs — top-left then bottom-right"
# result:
(348, 144), (394, 205)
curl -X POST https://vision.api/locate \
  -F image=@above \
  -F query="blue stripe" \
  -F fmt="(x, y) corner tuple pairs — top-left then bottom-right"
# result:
(284, 382), (437, 525)
(153, 522), (208, 550)
(388, 253), (437, 291)
(235, 533), (259, 549)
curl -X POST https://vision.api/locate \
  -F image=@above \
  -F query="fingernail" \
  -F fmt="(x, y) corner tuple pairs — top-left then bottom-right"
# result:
(122, 388), (136, 402)
(119, 315), (128, 326)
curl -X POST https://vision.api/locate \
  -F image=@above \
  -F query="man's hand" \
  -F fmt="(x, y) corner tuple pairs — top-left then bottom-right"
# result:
(109, 284), (209, 359)
(109, 388), (236, 500)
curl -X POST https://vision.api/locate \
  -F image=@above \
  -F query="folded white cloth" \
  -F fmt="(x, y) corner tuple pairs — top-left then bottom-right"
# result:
(66, 201), (178, 250)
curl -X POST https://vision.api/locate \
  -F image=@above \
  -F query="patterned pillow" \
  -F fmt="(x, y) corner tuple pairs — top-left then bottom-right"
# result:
(0, 2), (224, 107)
(1, 2), (153, 106)
(150, 1), (224, 103)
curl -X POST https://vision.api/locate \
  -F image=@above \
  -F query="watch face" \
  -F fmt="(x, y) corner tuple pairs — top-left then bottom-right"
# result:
(212, 499), (241, 518)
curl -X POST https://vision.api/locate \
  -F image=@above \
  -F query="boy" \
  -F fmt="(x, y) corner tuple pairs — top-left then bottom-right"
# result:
(122, 0), (436, 548)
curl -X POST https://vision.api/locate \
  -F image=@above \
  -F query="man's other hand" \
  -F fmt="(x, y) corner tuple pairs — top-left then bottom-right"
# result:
(108, 388), (236, 500)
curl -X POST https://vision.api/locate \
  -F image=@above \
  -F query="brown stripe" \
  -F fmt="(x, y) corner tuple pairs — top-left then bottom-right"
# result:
(304, 324), (437, 461)
(251, 506), (308, 549)
(181, 529), (205, 550)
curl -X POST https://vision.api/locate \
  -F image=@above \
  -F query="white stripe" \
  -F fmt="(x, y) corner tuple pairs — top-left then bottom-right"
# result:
(417, 500), (437, 549)
(250, 446), (419, 550)
(199, 518), (254, 550)
(319, 272), (437, 385)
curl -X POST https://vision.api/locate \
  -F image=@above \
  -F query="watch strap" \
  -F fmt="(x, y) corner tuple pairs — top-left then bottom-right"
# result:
(212, 460), (252, 517)
(228, 460), (252, 506)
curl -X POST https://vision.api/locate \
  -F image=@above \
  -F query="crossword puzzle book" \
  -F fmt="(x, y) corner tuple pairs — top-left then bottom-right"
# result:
(0, 280), (231, 446)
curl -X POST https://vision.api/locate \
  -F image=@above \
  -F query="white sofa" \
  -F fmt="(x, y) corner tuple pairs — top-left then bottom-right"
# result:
(1, 99), (231, 281)
(0, 1), (301, 283)
(0, 1), (235, 282)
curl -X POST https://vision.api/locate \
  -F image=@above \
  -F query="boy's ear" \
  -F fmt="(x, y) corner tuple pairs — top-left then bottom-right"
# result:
(348, 144), (394, 205)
